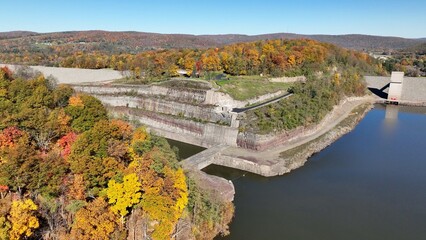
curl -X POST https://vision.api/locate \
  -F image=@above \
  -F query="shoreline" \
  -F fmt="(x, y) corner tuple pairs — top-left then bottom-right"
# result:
(195, 96), (375, 239)
(210, 96), (376, 177)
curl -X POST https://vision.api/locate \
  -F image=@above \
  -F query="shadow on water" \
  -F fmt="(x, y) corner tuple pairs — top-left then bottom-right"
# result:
(166, 138), (205, 160)
(208, 104), (426, 240)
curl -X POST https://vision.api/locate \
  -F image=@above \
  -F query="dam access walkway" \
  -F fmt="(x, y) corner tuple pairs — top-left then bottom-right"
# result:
(181, 144), (229, 170)
(231, 92), (293, 113)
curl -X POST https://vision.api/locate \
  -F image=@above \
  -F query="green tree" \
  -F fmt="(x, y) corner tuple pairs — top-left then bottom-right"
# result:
(0, 216), (11, 240)
(65, 94), (108, 133)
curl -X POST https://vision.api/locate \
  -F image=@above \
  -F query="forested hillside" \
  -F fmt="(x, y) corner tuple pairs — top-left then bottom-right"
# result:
(0, 67), (233, 240)
(0, 30), (424, 68)
(0, 31), (426, 57)
(380, 42), (426, 77)
(0, 38), (386, 81)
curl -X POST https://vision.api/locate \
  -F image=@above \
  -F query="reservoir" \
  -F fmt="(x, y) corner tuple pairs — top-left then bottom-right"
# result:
(201, 104), (426, 240)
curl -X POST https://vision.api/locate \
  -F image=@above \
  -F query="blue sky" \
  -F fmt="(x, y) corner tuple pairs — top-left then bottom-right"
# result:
(1, 0), (425, 38)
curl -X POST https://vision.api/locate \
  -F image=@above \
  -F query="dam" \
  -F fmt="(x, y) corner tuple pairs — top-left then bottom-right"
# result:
(72, 73), (426, 176)
(2, 64), (426, 176)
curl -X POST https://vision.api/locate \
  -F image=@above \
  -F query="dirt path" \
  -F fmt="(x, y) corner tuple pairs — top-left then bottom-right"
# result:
(231, 93), (293, 113)
(221, 95), (376, 165)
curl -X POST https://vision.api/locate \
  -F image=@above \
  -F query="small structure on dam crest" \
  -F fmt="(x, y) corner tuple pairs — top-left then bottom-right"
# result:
(387, 71), (404, 104)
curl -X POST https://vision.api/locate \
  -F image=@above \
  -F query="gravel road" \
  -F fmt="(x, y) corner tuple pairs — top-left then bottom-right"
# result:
(0, 64), (124, 84)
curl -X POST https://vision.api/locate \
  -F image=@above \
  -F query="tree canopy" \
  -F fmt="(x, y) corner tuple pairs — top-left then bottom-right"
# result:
(0, 67), (224, 239)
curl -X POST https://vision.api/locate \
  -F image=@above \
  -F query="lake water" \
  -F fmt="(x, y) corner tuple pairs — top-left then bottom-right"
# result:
(166, 138), (205, 159)
(201, 104), (426, 240)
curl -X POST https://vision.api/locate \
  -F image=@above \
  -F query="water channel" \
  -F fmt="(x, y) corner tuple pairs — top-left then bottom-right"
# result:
(173, 104), (426, 240)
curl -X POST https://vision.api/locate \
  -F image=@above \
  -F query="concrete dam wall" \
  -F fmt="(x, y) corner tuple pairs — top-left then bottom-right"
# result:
(74, 83), (242, 148)
(109, 106), (239, 148)
(93, 95), (234, 125)
(365, 75), (426, 105)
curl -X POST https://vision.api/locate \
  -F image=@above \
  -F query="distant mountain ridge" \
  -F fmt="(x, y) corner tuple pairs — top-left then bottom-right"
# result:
(0, 31), (38, 40)
(0, 30), (425, 53)
(404, 42), (426, 54)
(198, 33), (425, 51)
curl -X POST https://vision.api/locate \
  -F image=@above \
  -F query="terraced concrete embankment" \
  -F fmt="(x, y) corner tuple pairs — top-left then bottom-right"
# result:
(74, 84), (241, 148)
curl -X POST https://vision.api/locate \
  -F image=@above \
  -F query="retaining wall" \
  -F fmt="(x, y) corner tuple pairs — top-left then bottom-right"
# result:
(109, 107), (239, 148)
(94, 95), (233, 124)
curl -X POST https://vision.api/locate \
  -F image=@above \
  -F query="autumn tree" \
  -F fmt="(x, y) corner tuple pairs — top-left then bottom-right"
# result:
(70, 197), (118, 240)
(32, 151), (68, 197)
(0, 215), (11, 240)
(52, 84), (74, 108)
(57, 132), (78, 159)
(68, 120), (134, 192)
(0, 127), (37, 194)
(0, 185), (8, 199)
(68, 174), (86, 201)
(106, 173), (142, 223)
(65, 94), (108, 132)
(35, 195), (68, 239)
(128, 137), (188, 240)
(201, 49), (222, 73)
(8, 199), (40, 240)
(0, 67), (13, 81)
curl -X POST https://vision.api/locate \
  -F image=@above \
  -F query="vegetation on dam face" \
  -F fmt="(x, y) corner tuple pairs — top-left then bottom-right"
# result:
(241, 68), (368, 134)
(0, 67), (232, 239)
(215, 76), (292, 101)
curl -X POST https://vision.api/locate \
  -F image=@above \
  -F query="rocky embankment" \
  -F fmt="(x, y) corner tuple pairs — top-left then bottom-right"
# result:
(278, 102), (373, 174)
(215, 97), (375, 177)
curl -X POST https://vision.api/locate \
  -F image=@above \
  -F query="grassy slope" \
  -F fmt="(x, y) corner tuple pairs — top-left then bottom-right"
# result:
(215, 76), (292, 101)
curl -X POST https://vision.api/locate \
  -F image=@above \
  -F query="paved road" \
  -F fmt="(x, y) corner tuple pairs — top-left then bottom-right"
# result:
(232, 92), (293, 113)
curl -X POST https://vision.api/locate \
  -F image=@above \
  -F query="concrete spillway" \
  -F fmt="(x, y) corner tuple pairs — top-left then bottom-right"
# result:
(365, 75), (426, 105)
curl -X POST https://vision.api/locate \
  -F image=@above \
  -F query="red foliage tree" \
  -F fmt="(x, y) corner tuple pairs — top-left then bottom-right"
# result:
(0, 185), (8, 198)
(0, 66), (13, 80)
(57, 132), (78, 159)
(0, 127), (24, 148)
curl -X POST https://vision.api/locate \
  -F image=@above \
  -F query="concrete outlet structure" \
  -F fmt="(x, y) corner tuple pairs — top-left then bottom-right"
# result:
(387, 71), (404, 103)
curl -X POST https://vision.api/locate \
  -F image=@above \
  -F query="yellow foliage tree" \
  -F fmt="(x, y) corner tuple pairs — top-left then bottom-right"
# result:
(171, 168), (188, 216)
(128, 127), (149, 158)
(288, 55), (296, 67)
(9, 199), (39, 240)
(333, 73), (341, 86)
(106, 173), (142, 222)
(183, 55), (195, 76)
(132, 127), (148, 143)
(139, 166), (188, 240)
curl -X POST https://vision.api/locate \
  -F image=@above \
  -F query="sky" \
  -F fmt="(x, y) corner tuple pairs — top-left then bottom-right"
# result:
(1, 0), (425, 38)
